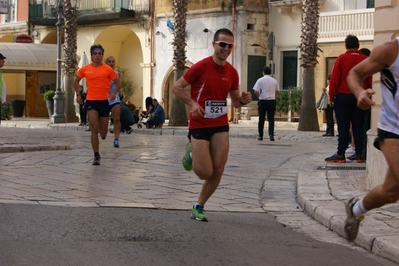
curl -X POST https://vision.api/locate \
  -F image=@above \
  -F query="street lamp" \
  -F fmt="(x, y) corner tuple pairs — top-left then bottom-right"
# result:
(47, 0), (80, 123)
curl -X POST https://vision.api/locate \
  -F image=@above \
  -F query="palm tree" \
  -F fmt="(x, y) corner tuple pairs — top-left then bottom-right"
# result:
(168, 0), (188, 126)
(297, 0), (320, 131)
(62, 0), (79, 122)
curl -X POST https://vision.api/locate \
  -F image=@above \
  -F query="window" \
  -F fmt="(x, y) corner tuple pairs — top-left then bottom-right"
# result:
(247, 24), (254, 30)
(367, 0), (374, 8)
(1, 0), (16, 23)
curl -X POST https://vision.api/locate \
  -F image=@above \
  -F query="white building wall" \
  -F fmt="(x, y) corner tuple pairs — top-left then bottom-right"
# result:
(153, 13), (239, 101)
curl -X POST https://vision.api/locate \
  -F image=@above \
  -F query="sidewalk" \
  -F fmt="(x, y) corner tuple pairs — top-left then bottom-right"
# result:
(1, 118), (398, 263)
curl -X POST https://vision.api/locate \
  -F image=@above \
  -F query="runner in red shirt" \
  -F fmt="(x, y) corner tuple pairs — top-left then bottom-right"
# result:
(172, 28), (252, 221)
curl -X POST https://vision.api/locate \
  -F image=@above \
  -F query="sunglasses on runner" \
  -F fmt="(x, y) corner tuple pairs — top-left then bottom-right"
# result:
(214, 41), (234, 49)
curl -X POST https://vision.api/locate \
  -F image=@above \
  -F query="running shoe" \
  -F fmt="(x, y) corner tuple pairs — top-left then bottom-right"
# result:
(345, 145), (356, 155)
(325, 153), (346, 163)
(344, 197), (365, 242)
(182, 143), (192, 171)
(113, 139), (119, 148)
(92, 156), (101, 165)
(347, 154), (366, 163)
(191, 205), (208, 222)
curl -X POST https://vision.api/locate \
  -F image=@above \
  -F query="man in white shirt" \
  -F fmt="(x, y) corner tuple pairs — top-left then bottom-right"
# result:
(253, 66), (279, 141)
(0, 53), (6, 125)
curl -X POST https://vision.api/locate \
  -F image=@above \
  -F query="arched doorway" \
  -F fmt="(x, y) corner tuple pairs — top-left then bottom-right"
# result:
(162, 62), (192, 119)
(94, 25), (144, 107)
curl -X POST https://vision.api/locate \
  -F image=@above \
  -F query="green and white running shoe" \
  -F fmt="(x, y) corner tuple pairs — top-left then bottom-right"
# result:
(182, 143), (192, 171)
(191, 205), (208, 222)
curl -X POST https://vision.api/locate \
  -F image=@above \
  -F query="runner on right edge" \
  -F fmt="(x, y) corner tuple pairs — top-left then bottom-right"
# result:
(344, 38), (399, 242)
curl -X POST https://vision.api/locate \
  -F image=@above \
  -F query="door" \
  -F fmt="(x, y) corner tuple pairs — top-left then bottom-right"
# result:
(247, 55), (266, 99)
(282, 51), (298, 89)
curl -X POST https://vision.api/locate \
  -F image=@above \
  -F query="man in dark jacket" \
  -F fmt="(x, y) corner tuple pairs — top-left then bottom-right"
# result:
(120, 104), (135, 134)
(146, 98), (165, 128)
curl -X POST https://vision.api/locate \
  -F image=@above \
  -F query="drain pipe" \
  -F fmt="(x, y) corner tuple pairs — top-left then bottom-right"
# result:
(149, 0), (155, 97)
(231, 0), (238, 123)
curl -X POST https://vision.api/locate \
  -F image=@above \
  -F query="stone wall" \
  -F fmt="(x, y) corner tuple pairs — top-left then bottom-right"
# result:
(367, 1), (399, 189)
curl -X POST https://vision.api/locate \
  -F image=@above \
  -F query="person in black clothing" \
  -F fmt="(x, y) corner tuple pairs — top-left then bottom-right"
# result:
(146, 98), (165, 128)
(78, 85), (87, 126)
(120, 103), (135, 134)
(322, 75), (335, 137)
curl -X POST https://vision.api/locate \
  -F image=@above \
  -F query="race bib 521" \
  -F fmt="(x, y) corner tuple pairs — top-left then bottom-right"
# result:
(204, 100), (228, 118)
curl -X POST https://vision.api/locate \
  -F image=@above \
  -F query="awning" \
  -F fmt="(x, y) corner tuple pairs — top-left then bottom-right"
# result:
(0, 43), (57, 71)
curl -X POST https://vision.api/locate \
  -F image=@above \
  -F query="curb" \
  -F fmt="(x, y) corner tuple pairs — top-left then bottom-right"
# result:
(297, 157), (399, 264)
(0, 144), (71, 153)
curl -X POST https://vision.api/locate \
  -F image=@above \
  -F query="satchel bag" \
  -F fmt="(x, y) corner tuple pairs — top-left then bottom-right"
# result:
(316, 92), (328, 110)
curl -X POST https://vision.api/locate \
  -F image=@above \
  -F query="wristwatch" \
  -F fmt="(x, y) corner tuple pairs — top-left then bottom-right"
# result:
(239, 100), (247, 106)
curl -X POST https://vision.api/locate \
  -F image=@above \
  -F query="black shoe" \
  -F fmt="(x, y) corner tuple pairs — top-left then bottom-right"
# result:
(92, 156), (101, 165)
(325, 153), (346, 163)
(322, 133), (334, 137)
(347, 154), (366, 163)
(258, 136), (263, 141)
(270, 136), (275, 141)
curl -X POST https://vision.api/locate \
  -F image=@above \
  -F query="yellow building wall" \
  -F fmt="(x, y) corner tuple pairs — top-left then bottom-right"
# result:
(76, 24), (149, 108)
(3, 72), (26, 101)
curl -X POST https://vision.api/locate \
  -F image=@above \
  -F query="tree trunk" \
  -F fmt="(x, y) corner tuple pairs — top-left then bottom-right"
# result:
(297, 0), (320, 131)
(168, 0), (188, 126)
(298, 67), (319, 131)
(169, 69), (188, 126)
(64, 73), (78, 122)
(63, 0), (78, 123)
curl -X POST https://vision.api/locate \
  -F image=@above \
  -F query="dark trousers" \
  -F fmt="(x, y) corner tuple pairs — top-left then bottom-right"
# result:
(325, 105), (334, 134)
(363, 108), (371, 158)
(146, 116), (163, 127)
(258, 100), (276, 138)
(79, 103), (87, 124)
(121, 116), (134, 131)
(334, 94), (365, 156)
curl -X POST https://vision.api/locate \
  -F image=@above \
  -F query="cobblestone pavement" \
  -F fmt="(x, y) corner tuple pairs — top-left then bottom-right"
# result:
(0, 119), (398, 264)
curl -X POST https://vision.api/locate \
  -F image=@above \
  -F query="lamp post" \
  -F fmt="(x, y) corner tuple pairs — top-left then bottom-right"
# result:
(48, 0), (80, 123)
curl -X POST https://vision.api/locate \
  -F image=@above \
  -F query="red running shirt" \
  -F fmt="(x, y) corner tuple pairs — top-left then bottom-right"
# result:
(183, 56), (239, 129)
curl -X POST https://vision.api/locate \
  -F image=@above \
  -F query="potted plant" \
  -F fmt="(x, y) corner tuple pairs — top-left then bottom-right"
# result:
(1, 102), (12, 120)
(44, 90), (55, 118)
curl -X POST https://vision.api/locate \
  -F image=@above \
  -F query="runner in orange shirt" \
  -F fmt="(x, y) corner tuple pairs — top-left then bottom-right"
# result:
(75, 44), (120, 165)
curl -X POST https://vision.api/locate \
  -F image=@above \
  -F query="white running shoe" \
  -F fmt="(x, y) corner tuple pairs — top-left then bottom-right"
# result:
(345, 146), (355, 155)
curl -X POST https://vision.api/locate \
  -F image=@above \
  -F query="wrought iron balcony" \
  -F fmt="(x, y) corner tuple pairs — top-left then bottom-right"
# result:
(269, 0), (324, 14)
(29, 0), (149, 26)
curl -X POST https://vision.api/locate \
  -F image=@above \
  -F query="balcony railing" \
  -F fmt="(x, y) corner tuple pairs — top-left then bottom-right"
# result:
(318, 9), (374, 43)
(29, 0), (149, 21)
(79, 0), (149, 14)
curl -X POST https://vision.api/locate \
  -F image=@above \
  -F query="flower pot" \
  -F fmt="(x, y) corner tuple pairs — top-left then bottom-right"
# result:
(10, 100), (25, 117)
(46, 100), (54, 119)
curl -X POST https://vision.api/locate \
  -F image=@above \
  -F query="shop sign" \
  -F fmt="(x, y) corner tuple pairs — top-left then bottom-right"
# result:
(14, 35), (34, 44)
